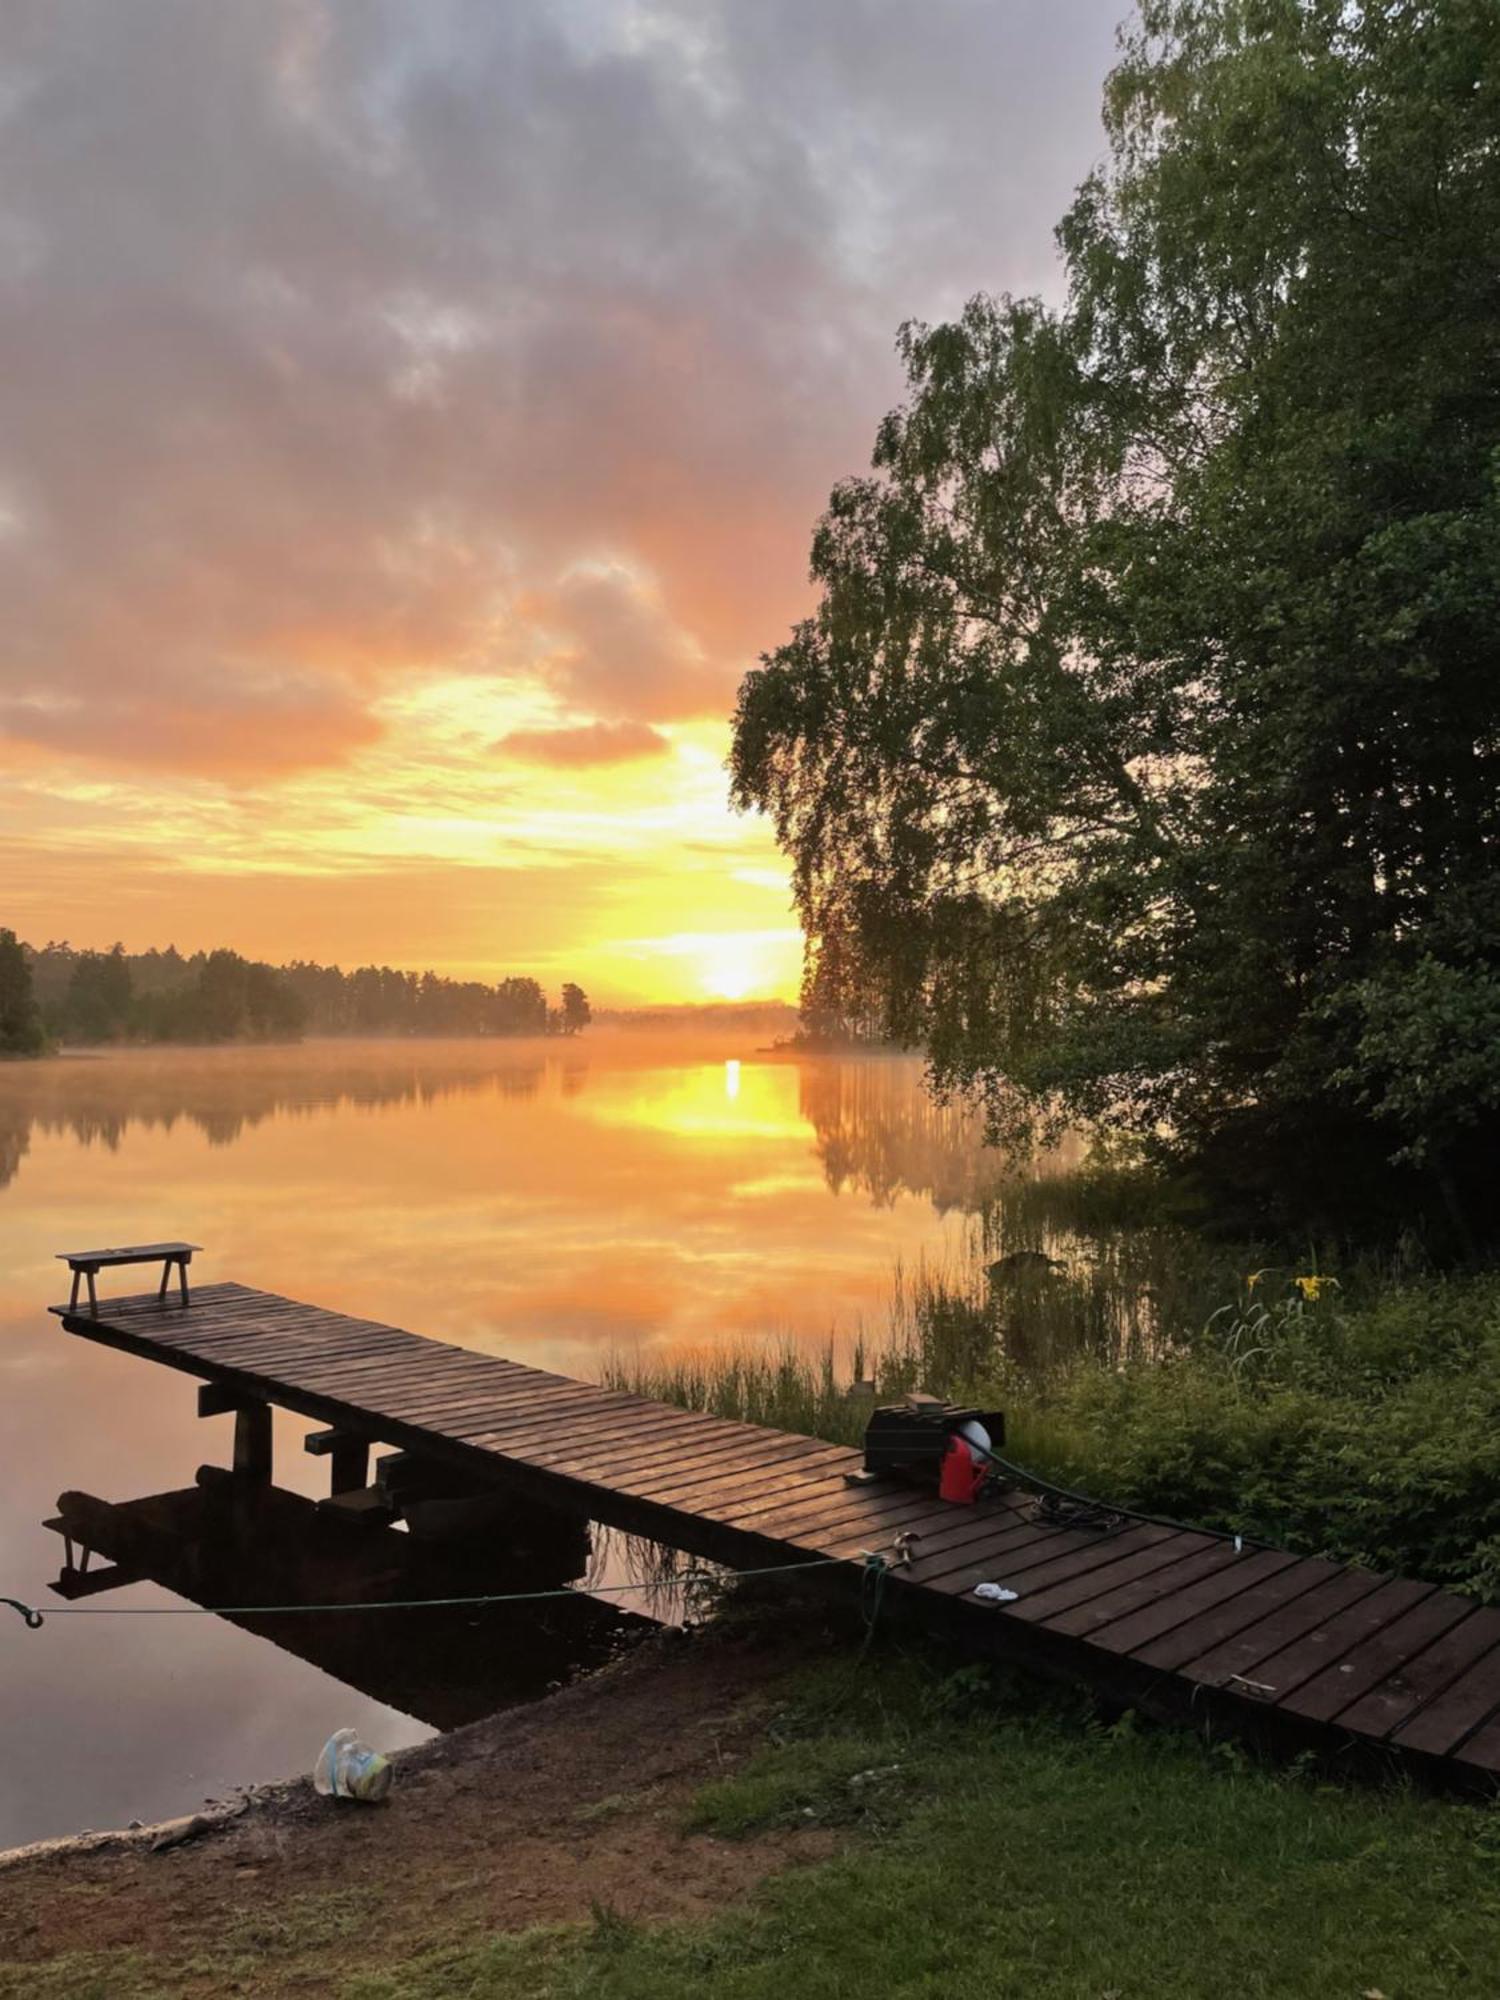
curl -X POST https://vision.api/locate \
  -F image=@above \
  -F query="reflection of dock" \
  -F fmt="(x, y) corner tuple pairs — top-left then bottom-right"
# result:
(45, 1473), (651, 1729)
(53, 1280), (1500, 1791)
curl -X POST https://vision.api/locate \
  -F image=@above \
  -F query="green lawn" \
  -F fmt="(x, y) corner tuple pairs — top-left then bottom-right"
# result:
(344, 1644), (1500, 2000)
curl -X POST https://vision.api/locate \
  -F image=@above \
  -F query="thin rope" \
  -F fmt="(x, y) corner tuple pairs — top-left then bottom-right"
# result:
(0, 1552), (891, 1630)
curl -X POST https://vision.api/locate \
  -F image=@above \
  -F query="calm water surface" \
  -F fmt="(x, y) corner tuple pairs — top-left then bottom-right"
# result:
(0, 1034), (995, 1847)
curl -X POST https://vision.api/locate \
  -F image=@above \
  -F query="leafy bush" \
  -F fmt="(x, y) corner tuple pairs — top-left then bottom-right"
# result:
(1010, 1281), (1500, 1600)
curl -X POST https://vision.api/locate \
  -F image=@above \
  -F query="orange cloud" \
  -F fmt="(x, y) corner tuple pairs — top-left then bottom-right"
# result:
(0, 0), (1119, 988)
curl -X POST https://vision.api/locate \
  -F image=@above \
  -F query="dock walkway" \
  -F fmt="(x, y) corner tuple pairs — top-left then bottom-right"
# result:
(52, 1281), (1500, 1790)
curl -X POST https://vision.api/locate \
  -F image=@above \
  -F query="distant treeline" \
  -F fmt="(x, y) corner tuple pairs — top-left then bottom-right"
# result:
(0, 931), (590, 1050)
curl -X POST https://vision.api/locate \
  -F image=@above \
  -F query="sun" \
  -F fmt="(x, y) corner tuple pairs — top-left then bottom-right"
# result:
(700, 937), (757, 1000)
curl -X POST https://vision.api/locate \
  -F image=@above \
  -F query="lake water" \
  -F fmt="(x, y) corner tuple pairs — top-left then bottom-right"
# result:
(0, 1034), (997, 1848)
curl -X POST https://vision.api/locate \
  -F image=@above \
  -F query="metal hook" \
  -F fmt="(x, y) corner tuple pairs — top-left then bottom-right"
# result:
(1, 1598), (43, 1630)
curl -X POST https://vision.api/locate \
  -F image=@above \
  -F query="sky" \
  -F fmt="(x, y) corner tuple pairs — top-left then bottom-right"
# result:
(0, 0), (1122, 1004)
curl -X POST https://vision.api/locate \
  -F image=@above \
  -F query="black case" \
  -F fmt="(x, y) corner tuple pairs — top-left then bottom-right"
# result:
(862, 1394), (1006, 1482)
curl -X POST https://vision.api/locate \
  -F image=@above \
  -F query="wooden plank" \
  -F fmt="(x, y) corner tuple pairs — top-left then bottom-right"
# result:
(1335, 1609), (1500, 1744)
(556, 1427), (841, 1487)
(483, 1397), (752, 1451)
(868, 1517), (1110, 1594)
(930, 1523), (1192, 1604)
(446, 1391), (722, 1440)
(1239, 1578), (1438, 1704)
(395, 1386), (634, 1432)
(1279, 1592), (1475, 1723)
(454, 1403), (732, 1459)
(1004, 1533), (1223, 1628)
(897, 1491), (1036, 1545)
(183, 1338), (420, 1382)
(637, 1459), (853, 1514)
(563, 1443), (840, 1510)
(633, 1444), (857, 1508)
(295, 1352), (548, 1397)
(1179, 1565), (1386, 1689)
(897, 1512), (1096, 1585)
(1448, 1709), (1500, 1774)
(169, 1325), (422, 1369)
(724, 1486), (954, 1556)
(425, 1390), (669, 1443)
(722, 1476), (945, 1541)
(839, 1509), (1075, 1572)
(264, 1340), (498, 1382)
(866, 1497), (1045, 1572)
(1039, 1542), (1243, 1641)
(1093, 1548), (1303, 1660)
(1130, 1556), (1345, 1673)
(1391, 1647), (1500, 1759)
(919, 1518), (1155, 1593)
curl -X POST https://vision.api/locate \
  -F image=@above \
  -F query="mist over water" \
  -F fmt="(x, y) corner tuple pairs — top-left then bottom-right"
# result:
(0, 1033), (1002, 1847)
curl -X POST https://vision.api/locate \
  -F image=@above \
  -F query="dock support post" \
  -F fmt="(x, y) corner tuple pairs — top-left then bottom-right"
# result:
(304, 1427), (370, 1495)
(330, 1436), (369, 1495)
(232, 1402), (273, 1482)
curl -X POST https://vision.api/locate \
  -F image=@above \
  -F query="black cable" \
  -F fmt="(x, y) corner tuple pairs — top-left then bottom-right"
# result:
(960, 1434), (1265, 1551)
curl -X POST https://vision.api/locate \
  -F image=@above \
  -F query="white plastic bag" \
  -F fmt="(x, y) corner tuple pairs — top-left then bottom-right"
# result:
(314, 1727), (392, 1803)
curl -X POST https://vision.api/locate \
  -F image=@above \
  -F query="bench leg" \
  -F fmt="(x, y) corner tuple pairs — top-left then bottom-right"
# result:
(86, 1269), (97, 1313)
(69, 1269), (80, 1310)
(158, 1260), (170, 1302)
(179, 1257), (191, 1307)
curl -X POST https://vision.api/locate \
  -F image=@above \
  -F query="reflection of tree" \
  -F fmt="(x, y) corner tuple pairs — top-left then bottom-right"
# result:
(796, 1056), (998, 1212)
(0, 1099), (29, 1192)
(0, 1045), (564, 1191)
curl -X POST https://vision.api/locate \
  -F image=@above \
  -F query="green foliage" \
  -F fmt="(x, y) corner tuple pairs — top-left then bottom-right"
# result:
(0, 928), (44, 1056)
(731, 0), (1500, 1231)
(62, 945), (133, 1043)
(1030, 1279), (1500, 1598)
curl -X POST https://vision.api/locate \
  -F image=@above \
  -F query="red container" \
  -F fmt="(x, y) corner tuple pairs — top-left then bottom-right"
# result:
(939, 1435), (986, 1505)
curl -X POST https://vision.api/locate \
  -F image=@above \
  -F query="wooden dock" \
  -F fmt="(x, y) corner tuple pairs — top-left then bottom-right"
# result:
(52, 1281), (1500, 1791)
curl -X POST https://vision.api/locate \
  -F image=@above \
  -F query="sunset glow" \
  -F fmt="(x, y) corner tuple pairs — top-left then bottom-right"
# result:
(0, 3), (1116, 1000)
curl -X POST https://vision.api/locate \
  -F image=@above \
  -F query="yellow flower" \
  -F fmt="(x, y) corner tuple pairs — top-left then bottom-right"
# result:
(1292, 1274), (1339, 1301)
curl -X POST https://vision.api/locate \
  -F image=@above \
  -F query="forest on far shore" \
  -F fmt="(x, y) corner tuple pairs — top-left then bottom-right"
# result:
(0, 931), (590, 1051)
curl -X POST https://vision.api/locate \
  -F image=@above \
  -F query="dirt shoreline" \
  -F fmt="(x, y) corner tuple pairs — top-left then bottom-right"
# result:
(0, 1626), (831, 1996)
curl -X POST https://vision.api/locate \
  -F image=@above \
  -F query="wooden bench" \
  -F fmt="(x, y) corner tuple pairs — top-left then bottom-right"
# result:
(56, 1242), (202, 1312)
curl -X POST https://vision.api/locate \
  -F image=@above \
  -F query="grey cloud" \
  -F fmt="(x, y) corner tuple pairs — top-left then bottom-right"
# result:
(0, 0), (1120, 775)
